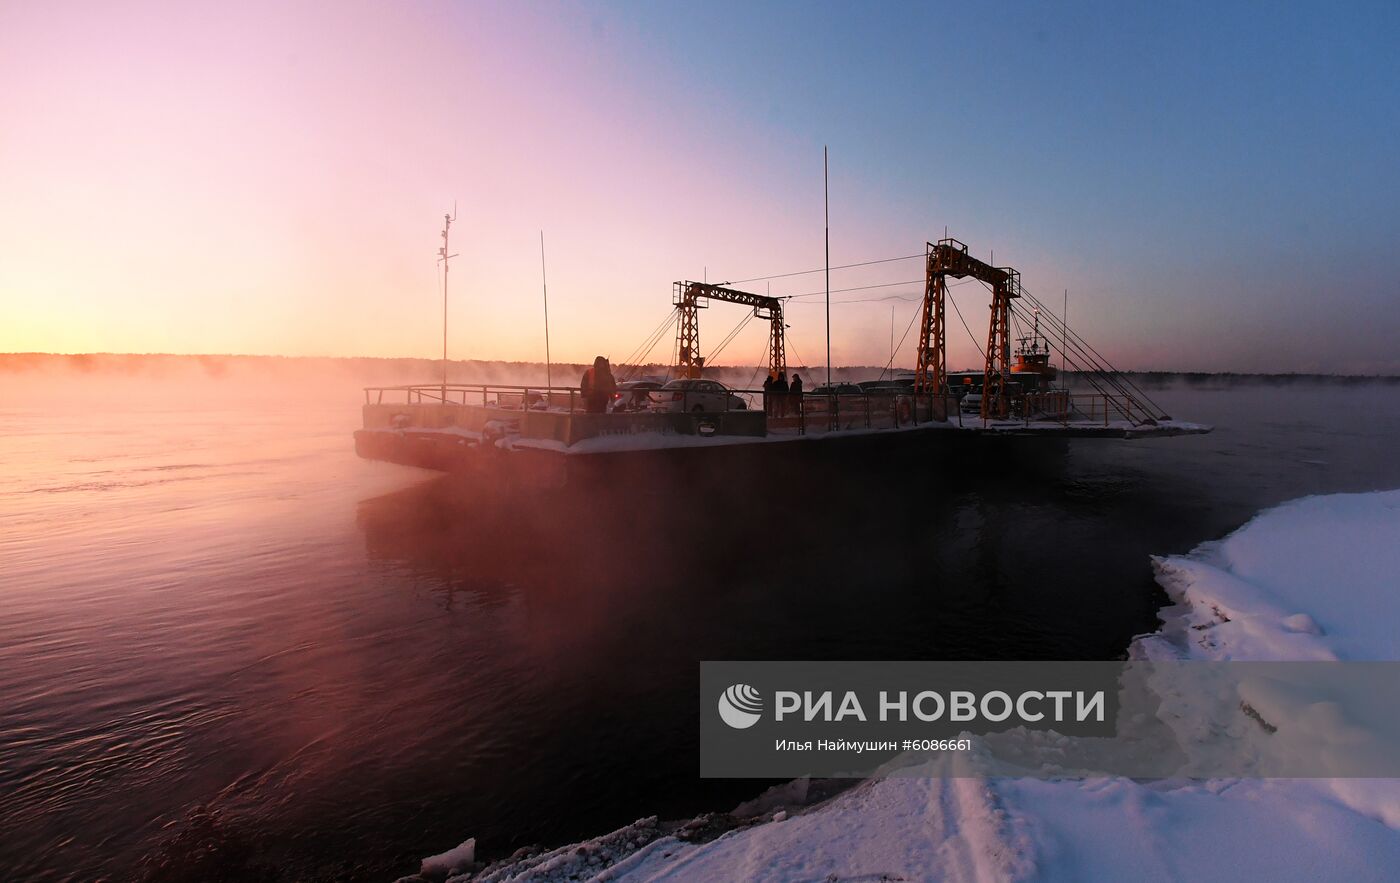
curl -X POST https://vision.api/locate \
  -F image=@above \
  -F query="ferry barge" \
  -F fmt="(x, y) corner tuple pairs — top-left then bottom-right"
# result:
(354, 236), (1210, 485)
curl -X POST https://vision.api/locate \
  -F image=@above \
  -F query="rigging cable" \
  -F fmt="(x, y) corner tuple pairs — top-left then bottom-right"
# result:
(968, 276), (1150, 421)
(724, 253), (925, 286)
(1014, 285), (1168, 417)
(619, 307), (680, 371)
(620, 310), (680, 378)
(1005, 295), (1165, 421)
(785, 333), (808, 377)
(705, 311), (756, 364)
(875, 300), (924, 381)
(743, 337), (772, 398)
(780, 276), (977, 302)
(621, 311), (679, 381)
(947, 285), (986, 362)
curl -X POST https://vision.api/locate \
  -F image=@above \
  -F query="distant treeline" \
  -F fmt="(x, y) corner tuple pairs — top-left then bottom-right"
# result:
(0, 352), (879, 387)
(2, 352), (1397, 387)
(1082, 371), (1400, 388)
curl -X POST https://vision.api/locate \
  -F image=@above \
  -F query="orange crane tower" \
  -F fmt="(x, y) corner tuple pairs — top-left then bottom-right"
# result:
(914, 238), (1021, 420)
(674, 281), (786, 381)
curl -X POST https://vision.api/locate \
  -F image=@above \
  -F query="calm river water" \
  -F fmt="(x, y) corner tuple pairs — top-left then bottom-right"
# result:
(3, 379), (1399, 880)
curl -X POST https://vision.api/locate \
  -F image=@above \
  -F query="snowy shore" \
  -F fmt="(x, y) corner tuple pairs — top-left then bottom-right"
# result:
(407, 490), (1400, 882)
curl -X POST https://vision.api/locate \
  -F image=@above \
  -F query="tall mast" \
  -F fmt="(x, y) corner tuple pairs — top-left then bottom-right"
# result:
(438, 206), (458, 400)
(540, 230), (552, 395)
(824, 146), (831, 388)
(1062, 289), (1068, 377)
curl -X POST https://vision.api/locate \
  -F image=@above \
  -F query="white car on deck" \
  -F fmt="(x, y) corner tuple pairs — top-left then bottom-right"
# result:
(650, 379), (748, 413)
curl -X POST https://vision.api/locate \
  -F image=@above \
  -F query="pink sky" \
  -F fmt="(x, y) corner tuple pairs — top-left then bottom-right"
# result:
(0, 2), (1053, 371)
(5, 2), (1394, 374)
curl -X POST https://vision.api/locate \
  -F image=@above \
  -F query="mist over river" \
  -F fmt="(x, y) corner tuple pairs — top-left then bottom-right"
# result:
(3, 367), (1400, 881)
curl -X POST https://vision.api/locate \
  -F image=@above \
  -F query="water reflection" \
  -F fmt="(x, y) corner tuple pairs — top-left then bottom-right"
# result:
(326, 434), (1190, 874)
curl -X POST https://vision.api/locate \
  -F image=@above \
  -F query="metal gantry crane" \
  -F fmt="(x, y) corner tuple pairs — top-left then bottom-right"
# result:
(673, 281), (786, 380)
(914, 237), (1021, 420)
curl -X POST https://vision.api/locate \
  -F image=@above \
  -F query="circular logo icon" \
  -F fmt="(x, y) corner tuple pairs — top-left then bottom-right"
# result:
(718, 683), (763, 729)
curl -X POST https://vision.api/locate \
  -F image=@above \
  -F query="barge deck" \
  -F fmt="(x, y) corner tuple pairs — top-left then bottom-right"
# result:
(353, 383), (1210, 484)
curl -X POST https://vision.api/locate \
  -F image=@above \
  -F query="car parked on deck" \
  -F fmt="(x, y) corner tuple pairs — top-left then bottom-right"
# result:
(610, 379), (664, 412)
(650, 378), (748, 413)
(809, 383), (865, 396)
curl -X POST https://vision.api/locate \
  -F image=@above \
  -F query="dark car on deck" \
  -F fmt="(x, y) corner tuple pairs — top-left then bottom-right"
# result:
(610, 379), (664, 412)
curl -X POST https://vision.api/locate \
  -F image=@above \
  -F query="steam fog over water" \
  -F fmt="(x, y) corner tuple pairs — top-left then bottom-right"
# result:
(3, 359), (1400, 880)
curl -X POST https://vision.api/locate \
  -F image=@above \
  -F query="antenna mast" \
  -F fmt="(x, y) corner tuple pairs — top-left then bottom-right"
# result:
(540, 231), (553, 396)
(824, 146), (831, 388)
(1062, 288), (1068, 378)
(438, 206), (459, 401)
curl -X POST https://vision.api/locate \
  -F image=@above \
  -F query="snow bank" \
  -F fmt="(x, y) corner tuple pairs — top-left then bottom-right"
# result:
(1141, 489), (1400, 662)
(1002, 490), (1400, 880)
(995, 776), (1400, 881)
(423, 490), (1400, 882)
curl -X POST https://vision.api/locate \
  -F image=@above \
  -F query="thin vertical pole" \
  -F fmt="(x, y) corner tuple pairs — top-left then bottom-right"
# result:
(540, 231), (553, 397)
(824, 146), (831, 389)
(439, 210), (455, 401)
(1062, 288), (1068, 378)
(443, 218), (449, 397)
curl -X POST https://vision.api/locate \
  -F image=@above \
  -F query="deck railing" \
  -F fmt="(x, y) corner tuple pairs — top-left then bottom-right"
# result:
(364, 383), (585, 410)
(1023, 391), (1155, 426)
(783, 392), (954, 434)
(363, 383), (1163, 430)
(362, 383), (954, 431)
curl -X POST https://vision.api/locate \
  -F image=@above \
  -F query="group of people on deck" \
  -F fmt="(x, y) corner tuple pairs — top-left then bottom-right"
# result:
(762, 370), (802, 417)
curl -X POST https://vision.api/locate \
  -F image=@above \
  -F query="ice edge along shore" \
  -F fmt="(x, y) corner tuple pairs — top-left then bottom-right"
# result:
(407, 489), (1400, 883)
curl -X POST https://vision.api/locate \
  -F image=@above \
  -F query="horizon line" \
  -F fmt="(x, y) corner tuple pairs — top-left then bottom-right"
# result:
(2, 351), (1398, 380)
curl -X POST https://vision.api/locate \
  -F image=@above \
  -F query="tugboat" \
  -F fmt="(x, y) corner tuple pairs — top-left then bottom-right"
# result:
(1007, 308), (1073, 419)
(1011, 308), (1057, 387)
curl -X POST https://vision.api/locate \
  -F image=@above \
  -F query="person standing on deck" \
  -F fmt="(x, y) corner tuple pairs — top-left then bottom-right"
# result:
(762, 372), (775, 416)
(580, 356), (617, 413)
(789, 373), (803, 419)
(774, 371), (790, 418)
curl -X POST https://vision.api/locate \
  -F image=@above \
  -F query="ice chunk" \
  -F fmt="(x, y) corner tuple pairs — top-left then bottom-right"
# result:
(1282, 612), (1324, 634)
(420, 838), (474, 877)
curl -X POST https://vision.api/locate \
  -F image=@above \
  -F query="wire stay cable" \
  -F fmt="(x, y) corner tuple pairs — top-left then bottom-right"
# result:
(723, 253), (925, 286)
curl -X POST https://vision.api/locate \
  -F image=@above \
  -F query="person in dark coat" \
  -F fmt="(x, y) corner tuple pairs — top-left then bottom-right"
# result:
(762, 372), (775, 416)
(773, 371), (790, 417)
(580, 356), (617, 413)
(789, 373), (803, 417)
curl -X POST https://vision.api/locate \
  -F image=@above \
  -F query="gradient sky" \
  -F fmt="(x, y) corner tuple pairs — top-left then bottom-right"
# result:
(2, 0), (1398, 372)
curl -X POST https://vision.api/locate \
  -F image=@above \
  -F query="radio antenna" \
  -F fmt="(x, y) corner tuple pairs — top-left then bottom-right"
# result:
(437, 204), (459, 401)
(540, 230), (553, 396)
(824, 146), (831, 388)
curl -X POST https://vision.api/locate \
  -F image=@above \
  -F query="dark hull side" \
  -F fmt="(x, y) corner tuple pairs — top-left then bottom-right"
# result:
(353, 426), (1070, 493)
